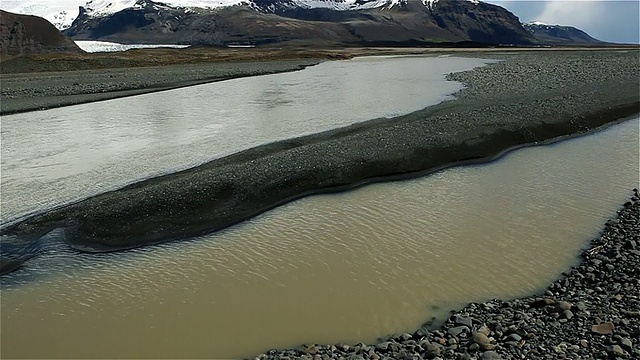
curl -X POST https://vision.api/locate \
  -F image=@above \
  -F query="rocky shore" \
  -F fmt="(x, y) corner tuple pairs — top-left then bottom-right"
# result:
(1, 50), (638, 276)
(251, 190), (640, 359)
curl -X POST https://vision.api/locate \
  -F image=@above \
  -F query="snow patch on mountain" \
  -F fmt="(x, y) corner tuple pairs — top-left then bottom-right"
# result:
(81, 0), (411, 14)
(526, 20), (561, 28)
(1, 0), (84, 29)
(422, 0), (438, 8)
(524, 21), (564, 30)
(83, 0), (246, 16)
(49, 10), (80, 29)
(422, 0), (479, 10)
(287, 0), (403, 11)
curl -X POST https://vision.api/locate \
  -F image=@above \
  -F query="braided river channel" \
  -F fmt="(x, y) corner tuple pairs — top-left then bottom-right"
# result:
(1, 55), (639, 358)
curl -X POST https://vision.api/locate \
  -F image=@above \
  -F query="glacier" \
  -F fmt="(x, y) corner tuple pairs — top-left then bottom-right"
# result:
(75, 40), (189, 52)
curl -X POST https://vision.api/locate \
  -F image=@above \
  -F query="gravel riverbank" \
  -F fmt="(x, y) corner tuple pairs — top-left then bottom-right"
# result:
(252, 190), (640, 360)
(1, 50), (638, 275)
(0, 59), (320, 115)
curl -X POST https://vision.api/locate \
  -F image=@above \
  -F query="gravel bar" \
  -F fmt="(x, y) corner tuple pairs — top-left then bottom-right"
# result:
(0, 59), (321, 115)
(1, 50), (639, 277)
(252, 190), (640, 360)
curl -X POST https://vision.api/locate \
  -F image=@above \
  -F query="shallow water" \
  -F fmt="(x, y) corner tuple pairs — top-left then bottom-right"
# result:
(1, 116), (638, 359)
(0, 55), (493, 221)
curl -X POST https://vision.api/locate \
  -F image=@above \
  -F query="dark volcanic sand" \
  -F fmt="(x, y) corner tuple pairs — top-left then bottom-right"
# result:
(1, 50), (639, 276)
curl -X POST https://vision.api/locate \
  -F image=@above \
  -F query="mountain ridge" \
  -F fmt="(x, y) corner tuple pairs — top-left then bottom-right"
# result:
(1, 0), (608, 49)
(62, 0), (537, 46)
(523, 21), (604, 44)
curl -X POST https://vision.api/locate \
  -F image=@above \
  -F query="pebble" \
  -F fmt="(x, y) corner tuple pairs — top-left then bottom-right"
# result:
(606, 344), (627, 357)
(617, 337), (633, 351)
(556, 301), (572, 312)
(481, 350), (501, 360)
(592, 322), (615, 335)
(447, 326), (469, 337)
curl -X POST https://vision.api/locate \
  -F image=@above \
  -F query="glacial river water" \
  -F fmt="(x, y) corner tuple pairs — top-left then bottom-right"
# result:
(1, 56), (639, 359)
(0, 55), (493, 221)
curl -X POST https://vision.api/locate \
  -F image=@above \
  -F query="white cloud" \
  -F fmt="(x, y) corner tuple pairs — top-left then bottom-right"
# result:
(535, 1), (605, 27)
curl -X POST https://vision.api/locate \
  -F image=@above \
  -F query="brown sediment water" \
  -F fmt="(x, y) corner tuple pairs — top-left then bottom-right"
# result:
(1, 116), (637, 359)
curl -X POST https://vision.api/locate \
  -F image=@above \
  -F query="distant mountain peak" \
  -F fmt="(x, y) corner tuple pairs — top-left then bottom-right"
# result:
(5, 0), (541, 47)
(523, 21), (603, 44)
(60, 0), (535, 46)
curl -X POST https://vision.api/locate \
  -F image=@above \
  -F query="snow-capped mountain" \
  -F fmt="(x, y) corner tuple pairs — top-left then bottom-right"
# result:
(59, 0), (537, 46)
(77, 0), (484, 16)
(523, 21), (603, 44)
(1, 0), (251, 29)
(75, 0), (483, 17)
(3, 0), (545, 47)
(81, 0), (247, 16)
(1, 0), (486, 30)
(1, 0), (608, 55)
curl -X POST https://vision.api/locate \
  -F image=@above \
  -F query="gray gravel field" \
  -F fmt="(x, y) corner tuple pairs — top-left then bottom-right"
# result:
(0, 59), (320, 115)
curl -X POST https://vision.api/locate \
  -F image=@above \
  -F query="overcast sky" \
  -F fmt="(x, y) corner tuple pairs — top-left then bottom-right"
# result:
(489, 1), (640, 43)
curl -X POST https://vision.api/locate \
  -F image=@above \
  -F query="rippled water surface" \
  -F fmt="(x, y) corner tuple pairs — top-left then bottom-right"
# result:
(0, 55), (492, 221)
(2, 114), (638, 358)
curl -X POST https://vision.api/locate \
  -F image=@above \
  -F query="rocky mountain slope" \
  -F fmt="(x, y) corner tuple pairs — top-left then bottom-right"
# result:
(523, 21), (604, 45)
(0, 10), (84, 55)
(62, 0), (538, 46)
